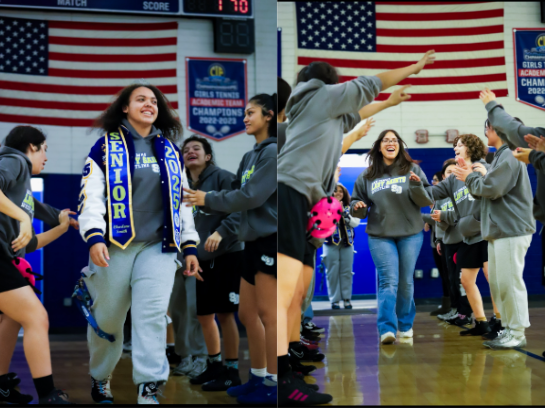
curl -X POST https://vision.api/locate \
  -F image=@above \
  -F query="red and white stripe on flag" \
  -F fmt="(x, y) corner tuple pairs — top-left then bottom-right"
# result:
(296, 2), (507, 102)
(0, 20), (178, 127)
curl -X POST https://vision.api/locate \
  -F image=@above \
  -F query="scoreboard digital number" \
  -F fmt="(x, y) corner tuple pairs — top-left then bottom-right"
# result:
(214, 18), (255, 54)
(183, 0), (253, 18)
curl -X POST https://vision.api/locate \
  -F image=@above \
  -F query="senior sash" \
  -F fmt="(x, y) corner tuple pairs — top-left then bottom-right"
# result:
(106, 129), (135, 249)
(162, 138), (182, 252)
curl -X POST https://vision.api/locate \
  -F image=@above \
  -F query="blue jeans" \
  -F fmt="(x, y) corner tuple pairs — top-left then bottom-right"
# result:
(368, 232), (423, 336)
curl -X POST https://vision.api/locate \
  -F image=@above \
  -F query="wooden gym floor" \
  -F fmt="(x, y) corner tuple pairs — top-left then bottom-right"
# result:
(9, 306), (545, 405)
(10, 336), (250, 405)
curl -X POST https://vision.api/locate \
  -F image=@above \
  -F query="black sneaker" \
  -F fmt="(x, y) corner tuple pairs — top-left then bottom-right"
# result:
(331, 302), (340, 310)
(300, 330), (321, 342)
(202, 366), (241, 391)
(460, 320), (491, 336)
(91, 375), (113, 404)
(278, 371), (332, 406)
(289, 343), (325, 362)
(189, 360), (224, 385)
(289, 356), (317, 376)
(482, 318), (504, 340)
(0, 373), (33, 404)
(447, 314), (472, 326)
(344, 299), (353, 309)
(39, 389), (74, 405)
(166, 345), (182, 366)
(293, 372), (319, 391)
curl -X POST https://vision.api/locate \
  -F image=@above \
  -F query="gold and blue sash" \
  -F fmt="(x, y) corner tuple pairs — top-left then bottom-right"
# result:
(163, 138), (182, 252)
(105, 129), (135, 249)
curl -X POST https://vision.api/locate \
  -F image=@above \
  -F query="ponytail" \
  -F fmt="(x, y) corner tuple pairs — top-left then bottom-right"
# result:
(249, 93), (277, 138)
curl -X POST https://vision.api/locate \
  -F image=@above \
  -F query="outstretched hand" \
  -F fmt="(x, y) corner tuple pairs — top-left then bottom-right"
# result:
(409, 171), (421, 182)
(524, 134), (545, 152)
(353, 201), (367, 211)
(453, 163), (472, 182)
(513, 147), (531, 164)
(479, 88), (496, 105)
(387, 85), (412, 106)
(413, 50), (436, 75)
(183, 187), (206, 207)
(354, 117), (375, 141)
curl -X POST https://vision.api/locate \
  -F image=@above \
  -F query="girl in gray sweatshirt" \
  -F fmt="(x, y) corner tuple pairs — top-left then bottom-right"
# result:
(427, 134), (499, 336)
(350, 129), (433, 344)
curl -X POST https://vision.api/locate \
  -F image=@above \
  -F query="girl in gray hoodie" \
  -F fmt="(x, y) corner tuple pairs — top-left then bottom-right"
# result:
(275, 51), (436, 406)
(350, 129), (434, 344)
(0, 126), (73, 404)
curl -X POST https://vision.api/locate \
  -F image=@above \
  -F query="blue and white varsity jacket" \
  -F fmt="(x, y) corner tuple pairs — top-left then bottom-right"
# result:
(78, 125), (199, 256)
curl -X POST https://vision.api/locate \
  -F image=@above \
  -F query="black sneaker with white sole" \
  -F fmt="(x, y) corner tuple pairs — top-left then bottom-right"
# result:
(201, 366), (241, 391)
(446, 314), (472, 326)
(91, 375), (114, 404)
(303, 322), (325, 334)
(289, 342), (325, 362)
(189, 361), (224, 385)
(39, 389), (74, 405)
(460, 320), (491, 336)
(0, 373), (33, 405)
(482, 317), (504, 340)
(278, 370), (332, 406)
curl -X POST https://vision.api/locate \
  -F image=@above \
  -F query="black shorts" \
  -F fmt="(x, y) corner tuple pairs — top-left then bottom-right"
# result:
(242, 233), (277, 285)
(457, 240), (488, 269)
(196, 251), (243, 316)
(278, 183), (316, 268)
(0, 256), (29, 294)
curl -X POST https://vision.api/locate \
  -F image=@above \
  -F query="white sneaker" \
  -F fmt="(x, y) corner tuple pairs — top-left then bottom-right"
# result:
(380, 332), (396, 344)
(137, 382), (162, 405)
(398, 328), (413, 338)
(491, 331), (527, 350)
(171, 356), (193, 376)
(483, 328), (509, 348)
(437, 308), (457, 321)
(186, 356), (207, 379)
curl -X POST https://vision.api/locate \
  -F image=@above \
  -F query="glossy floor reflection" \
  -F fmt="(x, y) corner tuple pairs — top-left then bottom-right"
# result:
(307, 307), (545, 405)
(10, 336), (250, 404)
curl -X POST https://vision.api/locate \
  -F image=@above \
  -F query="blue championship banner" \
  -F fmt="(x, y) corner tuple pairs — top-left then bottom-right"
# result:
(186, 57), (248, 141)
(106, 130), (135, 249)
(163, 139), (182, 251)
(513, 28), (545, 111)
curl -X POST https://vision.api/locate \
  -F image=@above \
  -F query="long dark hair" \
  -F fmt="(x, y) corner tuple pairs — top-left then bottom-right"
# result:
(336, 183), (350, 207)
(4, 126), (46, 153)
(364, 129), (414, 180)
(249, 93), (277, 137)
(93, 83), (182, 142)
(278, 77), (292, 113)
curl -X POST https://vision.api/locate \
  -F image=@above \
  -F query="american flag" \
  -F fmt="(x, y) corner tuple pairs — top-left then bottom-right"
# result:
(0, 16), (178, 127)
(295, 1), (508, 101)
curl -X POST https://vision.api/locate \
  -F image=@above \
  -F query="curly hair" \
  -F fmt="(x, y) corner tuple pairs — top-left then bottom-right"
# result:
(452, 134), (487, 162)
(335, 183), (350, 207)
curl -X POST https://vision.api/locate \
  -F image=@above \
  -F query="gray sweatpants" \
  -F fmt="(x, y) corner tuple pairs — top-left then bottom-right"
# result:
(324, 244), (354, 303)
(487, 235), (532, 336)
(84, 241), (177, 384)
(169, 267), (207, 358)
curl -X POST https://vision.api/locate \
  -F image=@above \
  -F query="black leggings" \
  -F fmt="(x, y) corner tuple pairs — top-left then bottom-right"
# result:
(432, 244), (450, 297)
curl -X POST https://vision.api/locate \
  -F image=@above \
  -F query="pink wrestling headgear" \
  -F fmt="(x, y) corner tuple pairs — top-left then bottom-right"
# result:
(307, 196), (343, 239)
(12, 257), (43, 294)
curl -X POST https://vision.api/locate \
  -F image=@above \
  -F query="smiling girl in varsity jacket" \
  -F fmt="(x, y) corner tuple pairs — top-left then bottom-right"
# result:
(78, 84), (199, 405)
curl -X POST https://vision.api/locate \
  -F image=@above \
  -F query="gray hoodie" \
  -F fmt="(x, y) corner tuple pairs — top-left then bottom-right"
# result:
(121, 119), (164, 243)
(0, 147), (35, 259)
(205, 137), (277, 242)
(465, 144), (535, 241)
(188, 164), (243, 261)
(278, 75), (382, 207)
(435, 197), (464, 245)
(350, 163), (433, 238)
(428, 160), (490, 245)
(486, 100), (545, 224)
